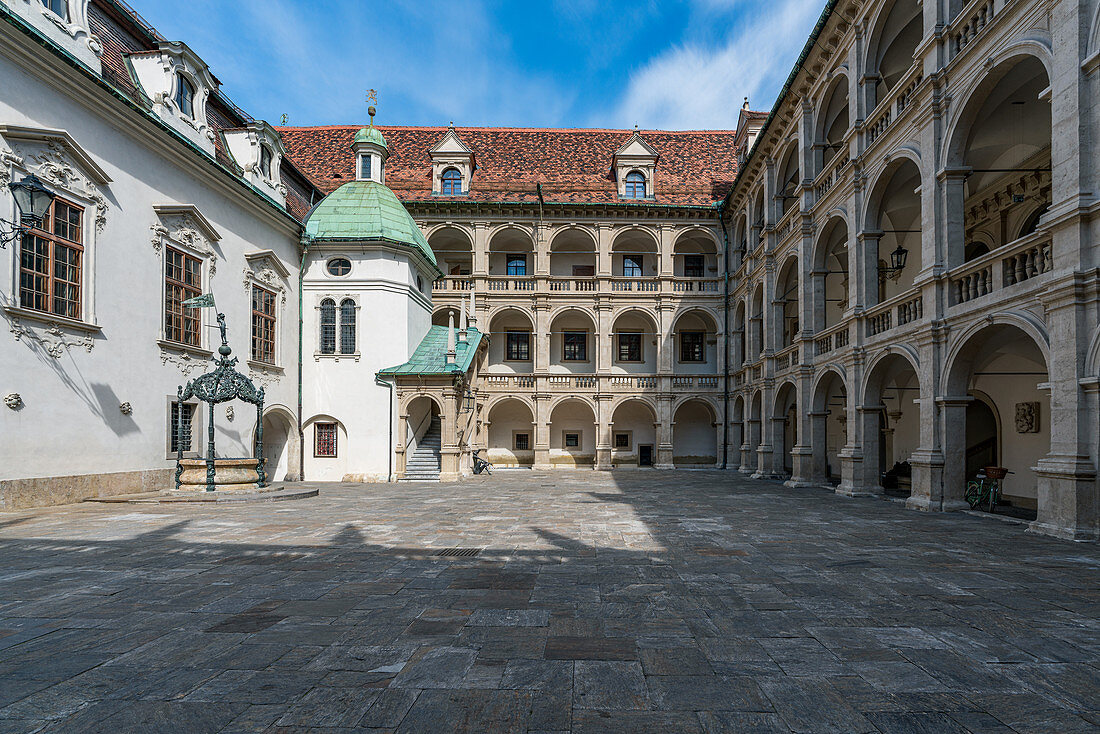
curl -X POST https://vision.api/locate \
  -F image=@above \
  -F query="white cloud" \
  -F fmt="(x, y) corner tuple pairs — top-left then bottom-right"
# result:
(609, 0), (823, 129)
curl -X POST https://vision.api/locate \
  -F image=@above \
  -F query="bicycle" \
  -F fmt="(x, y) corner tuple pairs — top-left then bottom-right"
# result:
(965, 466), (1011, 513)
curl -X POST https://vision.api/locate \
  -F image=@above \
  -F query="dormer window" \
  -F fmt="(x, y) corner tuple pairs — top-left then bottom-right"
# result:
(259, 145), (272, 178)
(41, 0), (68, 20)
(624, 171), (646, 199)
(359, 154), (372, 180)
(174, 74), (195, 118)
(441, 168), (462, 195)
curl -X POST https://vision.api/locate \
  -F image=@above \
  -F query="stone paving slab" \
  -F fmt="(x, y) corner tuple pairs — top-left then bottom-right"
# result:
(0, 470), (1098, 732)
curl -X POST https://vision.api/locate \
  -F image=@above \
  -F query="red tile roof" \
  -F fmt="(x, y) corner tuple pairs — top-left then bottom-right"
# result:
(278, 125), (738, 207)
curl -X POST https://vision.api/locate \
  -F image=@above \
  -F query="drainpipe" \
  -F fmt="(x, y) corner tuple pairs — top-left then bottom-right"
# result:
(297, 233), (310, 482)
(719, 203), (731, 470)
(375, 375), (395, 482)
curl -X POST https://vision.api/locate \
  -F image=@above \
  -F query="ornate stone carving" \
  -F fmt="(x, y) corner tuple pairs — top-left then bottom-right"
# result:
(159, 347), (211, 377)
(1015, 402), (1040, 433)
(248, 364), (283, 388)
(119, 401), (132, 415)
(150, 214), (218, 276)
(15, 138), (108, 231)
(225, 405), (235, 421)
(3, 393), (22, 410)
(8, 315), (95, 357)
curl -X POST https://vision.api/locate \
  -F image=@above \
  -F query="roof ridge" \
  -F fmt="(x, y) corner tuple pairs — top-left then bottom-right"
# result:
(278, 125), (737, 134)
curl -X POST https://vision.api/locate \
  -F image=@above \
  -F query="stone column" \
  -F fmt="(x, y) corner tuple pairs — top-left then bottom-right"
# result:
(597, 224), (613, 278)
(533, 301), (550, 372)
(657, 302), (674, 374)
(395, 411), (408, 477)
(439, 392), (460, 481)
(936, 396), (971, 511)
(534, 394), (552, 469)
(659, 224), (675, 277)
(786, 369), (815, 487)
(808, 410), (830, 484)
(656, 396), (674, 468)
(596, 303), (612, 374)
(534, 222), (550, 276)
(595, 395), (613, 470)
(472, 221), (490, 276)
(854, 231), (881, 311)
(752, 385), (776, 478)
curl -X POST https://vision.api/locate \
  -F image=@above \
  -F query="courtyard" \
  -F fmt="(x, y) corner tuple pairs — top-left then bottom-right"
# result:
(0, 471), (1098, 733)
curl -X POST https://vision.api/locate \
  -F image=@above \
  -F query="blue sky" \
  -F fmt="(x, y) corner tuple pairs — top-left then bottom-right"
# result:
(134, 0), (825, 130)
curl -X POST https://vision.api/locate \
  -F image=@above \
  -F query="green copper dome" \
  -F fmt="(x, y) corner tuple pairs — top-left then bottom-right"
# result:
(354, 125), (387, 148)
(304, 180), (439, 273)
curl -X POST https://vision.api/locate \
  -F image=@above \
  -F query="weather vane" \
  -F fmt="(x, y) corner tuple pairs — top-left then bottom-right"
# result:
(280, 113), (289, 125)
(366, 89), (378, 106)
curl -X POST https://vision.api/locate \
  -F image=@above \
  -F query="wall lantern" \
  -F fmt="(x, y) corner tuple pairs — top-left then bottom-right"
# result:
(1, 174), (56, 248)
(879, 244), (908, 281)
(461, 388), (476, 414)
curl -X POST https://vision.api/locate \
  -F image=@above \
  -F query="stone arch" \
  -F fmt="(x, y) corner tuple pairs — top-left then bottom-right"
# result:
(772, 380), (799, 475)
(776, 140), (802, 215)
(673, 398), (719, 467)
(811, 365), (848, 411)
(259, 404), (299, 483)
(610, 395), (659, 416)
(863, 155), (923, 301)
(940, 316), (1051, 514)
(399, 392), (445, 416)
(863, 0), (924, 107)
(484, 396), (535, 467)
(426, 224), (474, 278)
(547, 393), (598, 415)
(859, 348), (923, 498)
(810, 366), (849, 485)
(488, 224), (536, 276)
(609, 397), (658, 468)
(773, 254), (801, 348)
(815, 73), (851, 174)
(548, 224), (598, 248)
(548, 225), (598, 278)
(549, 306), (598, 372)
(548, 397), (597, 466)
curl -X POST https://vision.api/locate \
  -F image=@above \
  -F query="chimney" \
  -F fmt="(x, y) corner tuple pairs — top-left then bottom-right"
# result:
(445, 310), (457, 365)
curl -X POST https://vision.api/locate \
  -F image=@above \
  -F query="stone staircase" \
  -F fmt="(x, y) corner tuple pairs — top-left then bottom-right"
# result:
(402, 416), (441, 481)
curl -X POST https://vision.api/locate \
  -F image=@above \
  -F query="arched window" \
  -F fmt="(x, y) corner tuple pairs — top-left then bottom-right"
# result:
(339, 298), (356, 354)
(259, 145), (272, 178)
(175, 74), (195, 118)
(319, 298), (336, 354)
(1018, 205), (1049, 240)
(441, 168), (462, 195)
(624, 171), (646, 199)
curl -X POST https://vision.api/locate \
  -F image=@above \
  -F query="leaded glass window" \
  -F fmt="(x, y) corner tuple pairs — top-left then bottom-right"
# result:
(506, 331), (530, 361)
(563, 331), (587, 361)
(319, 298), (336, 354)
(315, 422), (337, 457)
(339, 298), (356, 354)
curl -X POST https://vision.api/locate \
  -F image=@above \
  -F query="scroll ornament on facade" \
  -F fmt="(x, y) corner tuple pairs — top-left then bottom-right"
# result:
(1015, 401), (1040, 433)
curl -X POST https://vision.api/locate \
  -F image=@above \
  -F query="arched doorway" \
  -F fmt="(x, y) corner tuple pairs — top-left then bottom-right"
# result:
(772, 382), (798, 476)
(549, 399), (596, 468)
(811, 370), (847, 486)
(486, 398), (535, 468)
(610, 399), (658, 468)
(945, 323), (1049, 517)
(403, 396), (442, 480)
(258, 407), (298, 482)
(860, 351), (921, 498)
(673, 399), (718, 467)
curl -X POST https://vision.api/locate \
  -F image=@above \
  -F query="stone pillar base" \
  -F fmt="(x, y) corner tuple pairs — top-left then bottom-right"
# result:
(835, 485), (881, 498)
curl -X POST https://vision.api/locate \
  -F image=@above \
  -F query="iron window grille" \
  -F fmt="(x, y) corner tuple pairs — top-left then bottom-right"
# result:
(315, 422), (338, 457)
(170, 401), (195, 454)
(684, 255), (705, 278)
(514, 433), (530, 451)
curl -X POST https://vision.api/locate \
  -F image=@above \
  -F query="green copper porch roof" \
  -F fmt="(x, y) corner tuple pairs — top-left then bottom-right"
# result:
(303, 180), (438, 271)
(378, 326), (484, 377)
(354, 125), (388, 148)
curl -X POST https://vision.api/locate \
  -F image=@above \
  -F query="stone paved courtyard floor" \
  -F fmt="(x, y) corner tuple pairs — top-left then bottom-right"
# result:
(0, 471), (1098, 733)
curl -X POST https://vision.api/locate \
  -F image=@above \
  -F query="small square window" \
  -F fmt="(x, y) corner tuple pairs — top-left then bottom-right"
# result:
(564, 432), (580, 448)
(514, 432), (530, 451)
(684, 255), (705, 278)
(614, 432), (631, 449)
(315, 422), (338, 457)
(563, 331), (587, 362)
(617, 332), (642, 362)
(506, 332), (530, 361)
(622, 256), (643, 277)
(169, 401), (196, 455)
(359, 155), (372, 180)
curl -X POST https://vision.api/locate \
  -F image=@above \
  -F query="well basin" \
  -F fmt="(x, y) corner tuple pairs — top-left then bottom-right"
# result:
(177, 457), (261, 491)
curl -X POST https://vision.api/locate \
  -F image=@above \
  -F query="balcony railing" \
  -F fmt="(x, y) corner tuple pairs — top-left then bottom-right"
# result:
(434, 275), (723, 296)
(866, 64), (923, 146)
(866, 289), (923, 338)
(480, 374), (722, 393)
(813, 146), (852, 202)
(774, 344), (798, 373)
(950, 231), (1052, 306)
(814, 322), (849, 356)
(433, 276), (472, 291)
(951, 0), (1007, 58)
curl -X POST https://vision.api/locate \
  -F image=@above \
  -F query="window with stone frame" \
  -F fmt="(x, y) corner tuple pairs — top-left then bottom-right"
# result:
(319, 298), (336, 354)
(617, 332), (642, 362)
(564, 432), (580, 448)
(622, 255), (643, 277)
(164, 246), (202, 346)
(614, 432), (631, 449)
(259, 145), (273, 178)
(683, 254), (705, 278)
(19, 197), (83, 320)
(315, 422), (338, 457)
(679, 331), (705, 362)
(624, 171), (646, 199)
(251, 285), (277, 364)
(514, 432), (530, 451)
(506, 331), (530, 361)
(359, 154), (371, 180)
(563, 331), (587, 361)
